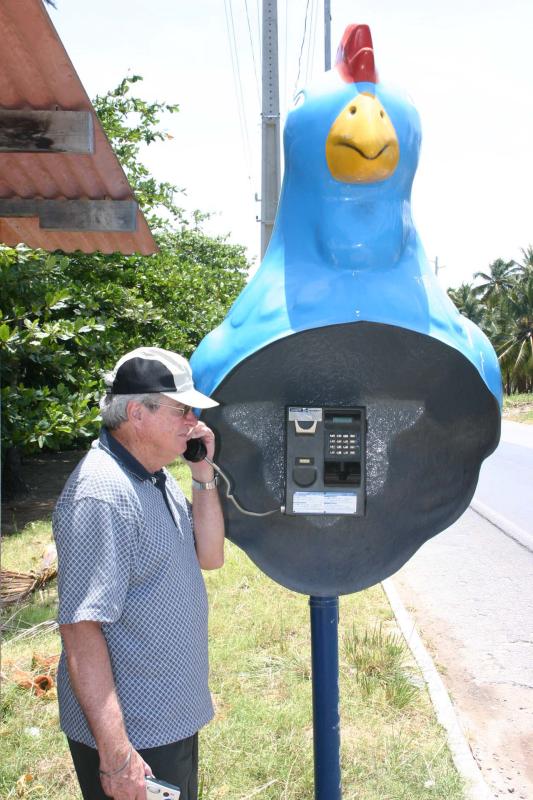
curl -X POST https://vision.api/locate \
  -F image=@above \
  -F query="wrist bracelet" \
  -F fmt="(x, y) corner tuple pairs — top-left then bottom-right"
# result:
(192, 475), (218, 491)
(99, 745), (132, 777)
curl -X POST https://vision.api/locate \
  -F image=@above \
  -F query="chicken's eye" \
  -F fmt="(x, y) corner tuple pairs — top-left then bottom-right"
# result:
(380, 110), (385, 119)
(349, 106), (357, 115)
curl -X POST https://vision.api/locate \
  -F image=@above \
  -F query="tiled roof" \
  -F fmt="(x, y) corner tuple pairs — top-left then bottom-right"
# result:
(0, 0), (157, 255)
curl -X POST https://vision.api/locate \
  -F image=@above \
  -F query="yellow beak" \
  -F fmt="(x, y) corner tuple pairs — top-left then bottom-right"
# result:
(326, 92), (399, 183)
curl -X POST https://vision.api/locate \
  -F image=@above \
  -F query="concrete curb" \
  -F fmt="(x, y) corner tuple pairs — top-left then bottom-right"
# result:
(382, 578), (494, 800)
(470, 499), (532, 553)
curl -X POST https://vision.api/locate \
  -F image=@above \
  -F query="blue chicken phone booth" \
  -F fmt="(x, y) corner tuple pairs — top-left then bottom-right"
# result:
(191, 24), (501, 799)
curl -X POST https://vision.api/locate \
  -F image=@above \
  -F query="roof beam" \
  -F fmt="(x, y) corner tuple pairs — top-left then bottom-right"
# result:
(0, 199), (138, 232)
(0, 109), (94, 153)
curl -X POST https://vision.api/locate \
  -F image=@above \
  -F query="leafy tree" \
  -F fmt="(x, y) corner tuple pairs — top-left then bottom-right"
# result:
(519, 246), (533, 274)
(447, 283), (485, 327)
(92, 75), (186, 232)
(473, 258), (519, 305)
(0, 77), (248, 496)
(448, 247), (533, 395)
(494, 273), (533, 394)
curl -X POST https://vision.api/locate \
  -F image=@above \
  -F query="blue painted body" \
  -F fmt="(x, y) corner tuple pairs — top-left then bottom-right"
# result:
(191, 69), (502, 407)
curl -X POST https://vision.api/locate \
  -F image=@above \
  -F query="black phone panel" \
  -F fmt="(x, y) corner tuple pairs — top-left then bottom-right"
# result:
(285, 407), (366, 516)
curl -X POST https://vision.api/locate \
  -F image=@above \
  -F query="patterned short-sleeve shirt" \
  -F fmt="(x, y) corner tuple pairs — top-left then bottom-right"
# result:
(53, 428), (214, 749)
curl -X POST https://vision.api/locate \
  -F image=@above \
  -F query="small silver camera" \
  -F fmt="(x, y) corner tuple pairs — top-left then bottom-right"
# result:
(145, 775), (181, 799)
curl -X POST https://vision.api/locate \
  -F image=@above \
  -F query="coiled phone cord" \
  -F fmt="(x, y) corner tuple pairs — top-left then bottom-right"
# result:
(205, 457), (283, 517)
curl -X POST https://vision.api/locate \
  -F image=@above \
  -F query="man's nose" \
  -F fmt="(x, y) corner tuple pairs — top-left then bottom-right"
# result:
(184, 410), (198, 430)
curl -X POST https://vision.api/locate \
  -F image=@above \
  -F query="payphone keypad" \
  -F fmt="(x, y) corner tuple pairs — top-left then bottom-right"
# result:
(327, 433), (359, 456)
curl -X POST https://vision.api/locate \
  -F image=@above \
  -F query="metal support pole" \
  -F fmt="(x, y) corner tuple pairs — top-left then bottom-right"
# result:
(324, 0), (331, 70)
(309, 595), (341, 800)
(260, 0), (281, 259)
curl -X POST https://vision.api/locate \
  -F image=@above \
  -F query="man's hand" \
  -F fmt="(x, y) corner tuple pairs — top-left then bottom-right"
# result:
(185, 420), (225, 570)
(61, 622), (152, 798)
(186, 420), (216, 481)
(99, 746), (152, 800)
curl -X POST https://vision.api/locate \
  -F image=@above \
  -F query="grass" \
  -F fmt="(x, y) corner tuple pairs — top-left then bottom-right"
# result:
(502, 392), (533, 423)
(1, 521), (54, 573)
(343, 624), (422, 709)
(1, 472), (464, 800)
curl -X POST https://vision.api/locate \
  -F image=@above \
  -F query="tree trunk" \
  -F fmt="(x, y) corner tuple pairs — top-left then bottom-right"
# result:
(2, 446), (30, 500)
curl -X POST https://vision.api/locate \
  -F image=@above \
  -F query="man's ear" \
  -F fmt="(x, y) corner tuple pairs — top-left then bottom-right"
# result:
(127, 401), (144, 425)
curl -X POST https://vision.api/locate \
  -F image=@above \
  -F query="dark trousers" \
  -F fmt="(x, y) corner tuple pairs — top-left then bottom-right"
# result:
(67, 735), (198, 800)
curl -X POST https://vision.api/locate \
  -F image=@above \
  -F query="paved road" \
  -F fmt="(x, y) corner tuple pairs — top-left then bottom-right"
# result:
(474, 420), (533, 540)
(392, 425), (533, 798)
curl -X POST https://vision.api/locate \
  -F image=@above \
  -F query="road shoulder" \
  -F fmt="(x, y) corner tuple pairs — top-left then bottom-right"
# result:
(383, 579), (494, 800)
(388, 510), (533, 799)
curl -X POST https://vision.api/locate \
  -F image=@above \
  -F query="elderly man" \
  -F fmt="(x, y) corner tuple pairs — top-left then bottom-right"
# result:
(53, 347), (224, 800)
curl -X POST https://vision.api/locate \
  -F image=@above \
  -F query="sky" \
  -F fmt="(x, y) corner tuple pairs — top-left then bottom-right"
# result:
(49, 0), (533, 288)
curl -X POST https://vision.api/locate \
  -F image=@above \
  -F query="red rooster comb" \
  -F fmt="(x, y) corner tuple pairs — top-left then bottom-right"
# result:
(335, 24), (378, 85)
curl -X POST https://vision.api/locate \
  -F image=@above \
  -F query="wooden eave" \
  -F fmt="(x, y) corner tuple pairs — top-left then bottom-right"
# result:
(0, 0), (158, 255)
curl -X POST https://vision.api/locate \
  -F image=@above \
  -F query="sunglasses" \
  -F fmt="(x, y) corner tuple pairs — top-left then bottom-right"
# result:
(154, 402), (193, 417)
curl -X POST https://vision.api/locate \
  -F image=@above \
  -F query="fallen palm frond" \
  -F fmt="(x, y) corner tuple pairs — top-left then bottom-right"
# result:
(4, 619), (59, 643)
(0, 565), (58, 608)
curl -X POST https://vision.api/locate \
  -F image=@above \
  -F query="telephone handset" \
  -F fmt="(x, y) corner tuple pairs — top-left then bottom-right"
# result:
(183, 437), (207, 463)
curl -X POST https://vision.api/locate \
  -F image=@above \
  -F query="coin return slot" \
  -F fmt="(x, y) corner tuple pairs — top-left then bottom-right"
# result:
(324, 460), (361, 486)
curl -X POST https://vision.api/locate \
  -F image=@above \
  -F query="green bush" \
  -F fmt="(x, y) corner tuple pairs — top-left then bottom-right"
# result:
(0, 76), (249, 492)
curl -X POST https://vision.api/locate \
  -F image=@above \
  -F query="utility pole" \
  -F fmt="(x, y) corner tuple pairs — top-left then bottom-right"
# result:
(433, 256), (446, 277)
(260, 0), (281, 259)
(324, 0), (331, 70)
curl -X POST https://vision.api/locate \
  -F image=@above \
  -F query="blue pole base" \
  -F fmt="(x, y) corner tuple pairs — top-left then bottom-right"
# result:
(309, 595), (341, 800)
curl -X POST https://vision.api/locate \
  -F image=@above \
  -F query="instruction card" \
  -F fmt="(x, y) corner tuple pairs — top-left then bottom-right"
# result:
(293, 492), (358, 515)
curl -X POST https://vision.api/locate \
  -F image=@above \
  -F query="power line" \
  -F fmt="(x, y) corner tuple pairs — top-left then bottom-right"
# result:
(309, 0), (319, 80)
(293, 0), (311, 96)
(223, 0), (253, 182)
(244, 0), (261, 107)
(304, 0), (315, 85)
(256, 0), (262, 60)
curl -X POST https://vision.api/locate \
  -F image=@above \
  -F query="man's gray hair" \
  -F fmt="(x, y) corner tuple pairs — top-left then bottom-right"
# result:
(100, 371), (161, 430)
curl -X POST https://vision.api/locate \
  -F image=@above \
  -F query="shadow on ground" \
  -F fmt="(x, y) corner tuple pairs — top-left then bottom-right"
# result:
(2, 450), (86, 535)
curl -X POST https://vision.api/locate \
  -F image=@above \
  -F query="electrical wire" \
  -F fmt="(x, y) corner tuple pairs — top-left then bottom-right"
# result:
(244, 0), (261, 107)
(223, 0), (253, 182)
(206, 457), (282, 516)
(304, 0), (315, 86)
(256, 0), (262, 61)
(309, 0), (319, 81)
(293, 0), (311, 96)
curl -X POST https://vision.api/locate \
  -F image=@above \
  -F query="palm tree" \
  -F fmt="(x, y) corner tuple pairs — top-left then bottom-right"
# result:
(447, 283), (485, 327)
(518, 245), (533, 275)
(473, 259), (519, 305)
(496, 273), (533, 394)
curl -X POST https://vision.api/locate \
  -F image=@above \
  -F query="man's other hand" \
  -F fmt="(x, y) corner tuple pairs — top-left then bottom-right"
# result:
(100, 746), (152, 800)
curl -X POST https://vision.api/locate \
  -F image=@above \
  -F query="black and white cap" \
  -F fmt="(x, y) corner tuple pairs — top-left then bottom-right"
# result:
(107, 347), (218, 409)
